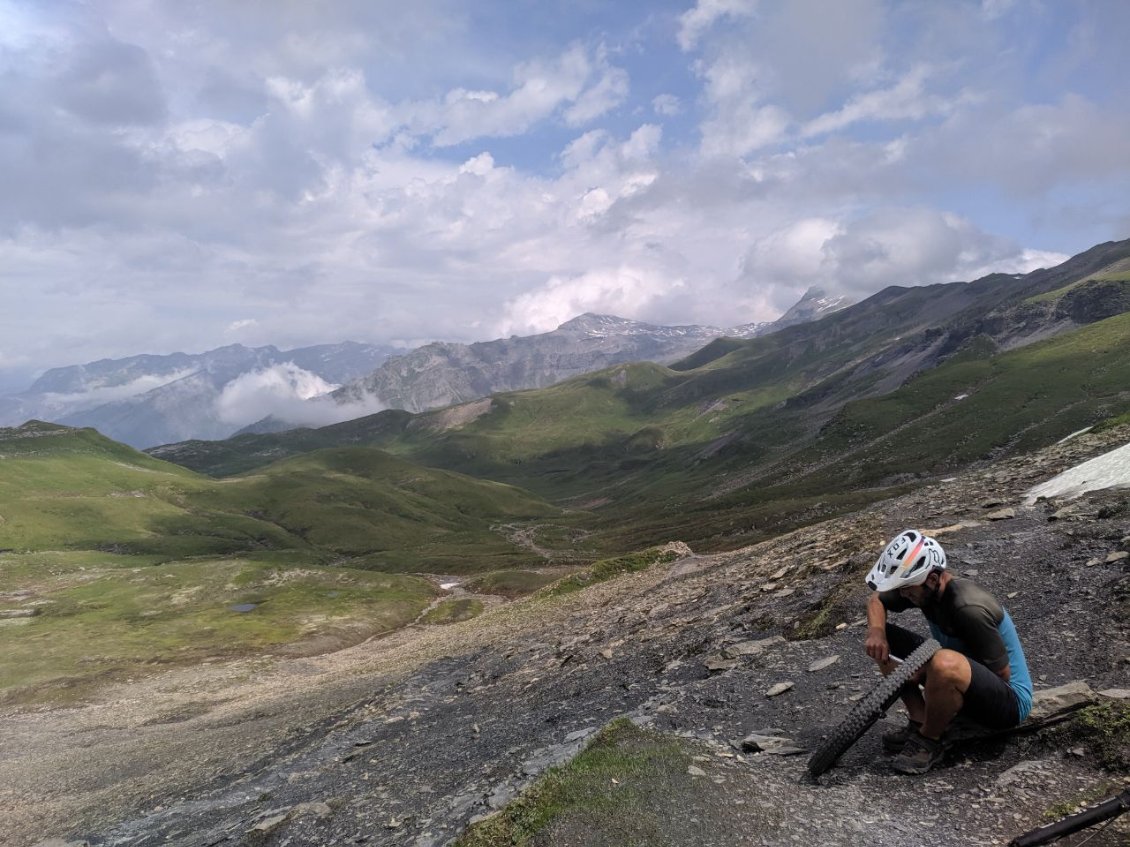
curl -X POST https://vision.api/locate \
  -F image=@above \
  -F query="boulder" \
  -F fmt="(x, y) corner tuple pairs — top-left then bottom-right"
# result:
(1027, 680), (1097, 722)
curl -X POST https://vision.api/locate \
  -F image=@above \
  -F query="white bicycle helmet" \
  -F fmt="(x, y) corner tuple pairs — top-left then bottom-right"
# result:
(865, 529), (947, 592)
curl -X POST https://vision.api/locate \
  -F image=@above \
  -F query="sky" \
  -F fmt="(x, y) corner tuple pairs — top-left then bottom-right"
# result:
(2, 0), (1129, 392)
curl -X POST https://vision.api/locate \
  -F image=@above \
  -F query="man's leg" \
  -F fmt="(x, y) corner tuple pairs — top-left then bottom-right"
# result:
(918, 649), (973, 740)
(891, 649), (974, 774)
(878, 658), (926, 722)
(880, 624), (929, 723)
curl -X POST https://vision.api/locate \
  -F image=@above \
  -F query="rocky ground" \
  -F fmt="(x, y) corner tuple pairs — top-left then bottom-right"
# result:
(5, 427), (1130, 847)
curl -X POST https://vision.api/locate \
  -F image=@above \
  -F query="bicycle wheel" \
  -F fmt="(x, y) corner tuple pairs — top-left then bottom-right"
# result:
(807, 638), (941, 778)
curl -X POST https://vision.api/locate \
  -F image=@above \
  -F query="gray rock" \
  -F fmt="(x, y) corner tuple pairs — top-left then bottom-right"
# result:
(739, 733), (806, 755)
(1099, 688), (1130, 699)
(292, 801), (333, 819)
(724, 636), (786, 658)
(687, 765), (707, 777)
(807, 655), (841, 673)
(765, 681), (794, 697)
(1027, 681), (1097, 721)
(248, 812), (290, 834)
(986, 508), (1016, 521)
(995, 760), (1048, 788)
(704, 655), (740, 673)
(1105, 551), (1129, 563)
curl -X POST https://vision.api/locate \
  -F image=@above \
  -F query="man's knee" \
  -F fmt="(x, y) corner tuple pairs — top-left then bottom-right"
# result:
(927, 649), (972, 686)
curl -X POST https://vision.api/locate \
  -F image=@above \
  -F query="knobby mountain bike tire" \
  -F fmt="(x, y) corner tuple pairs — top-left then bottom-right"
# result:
(807, 638), (941, 778)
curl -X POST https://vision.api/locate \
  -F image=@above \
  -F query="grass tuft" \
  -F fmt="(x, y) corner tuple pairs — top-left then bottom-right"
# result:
(455, 719), (693, 847)
(541, 549), (678, 597)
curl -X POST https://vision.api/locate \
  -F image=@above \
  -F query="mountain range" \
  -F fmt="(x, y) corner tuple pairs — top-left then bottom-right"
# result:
(0, 342), (397, 448)
(327, 287), (850, 416)
(150, 238), (1130, 551)
(0, 288), (850, 448)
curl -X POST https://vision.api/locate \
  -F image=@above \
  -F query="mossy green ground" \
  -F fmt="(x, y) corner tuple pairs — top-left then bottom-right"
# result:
(0, 550), (436, 705)
(541, 548), (679, 596)
(0, 424), (570, 704)
(456, 720), (696, 847)
(1049, 701), (1130, 774)
(421, 597), (484, 625)
(463, 570), (567, 598)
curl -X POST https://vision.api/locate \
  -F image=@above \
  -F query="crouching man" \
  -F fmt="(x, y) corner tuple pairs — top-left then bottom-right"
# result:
(864, 530), (1033, 774)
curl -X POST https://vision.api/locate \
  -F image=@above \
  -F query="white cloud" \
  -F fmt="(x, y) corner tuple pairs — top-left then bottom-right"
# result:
(700, 103), (790, 158)
(919, 94), (1130, 195)
(677, 0), (759, 51)
(817, 208), (1064, 296)
(564, 64), (629, 127)
(497, 267), (686, 337)
(736, 210), (1070, 308)
(0, 0), (1122, 386)
(652, 94), (682, 116)
(214, 363), (339, 426)
(801, 66), (962, 138)
(44, 369), (199, 409)
(409, 44), (629, 147)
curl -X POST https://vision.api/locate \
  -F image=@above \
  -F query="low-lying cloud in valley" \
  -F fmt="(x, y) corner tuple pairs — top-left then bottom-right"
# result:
(214, 364), (384, 431)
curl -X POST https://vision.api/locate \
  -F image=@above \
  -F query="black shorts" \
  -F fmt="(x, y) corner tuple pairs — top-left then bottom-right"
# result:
(886, 622), (1020, 729)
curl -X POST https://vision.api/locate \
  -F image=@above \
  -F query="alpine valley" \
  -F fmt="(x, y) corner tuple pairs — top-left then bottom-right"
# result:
(0, 287), (849, 449)
(2, 240), (1130, 847)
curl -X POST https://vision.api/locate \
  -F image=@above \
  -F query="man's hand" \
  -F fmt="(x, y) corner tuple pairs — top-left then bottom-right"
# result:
(865, 626), (889, 663)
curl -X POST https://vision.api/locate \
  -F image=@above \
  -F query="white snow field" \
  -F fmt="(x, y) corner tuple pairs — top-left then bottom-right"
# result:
(1026, 438), (1130, 504)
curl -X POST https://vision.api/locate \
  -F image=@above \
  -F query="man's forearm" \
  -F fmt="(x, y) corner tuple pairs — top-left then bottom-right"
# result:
(867, 592), (887, 631)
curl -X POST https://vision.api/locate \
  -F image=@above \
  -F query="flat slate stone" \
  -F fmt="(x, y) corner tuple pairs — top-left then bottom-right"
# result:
(765, 681), (794, 697)
(724, 636), (786, 658)
(704, 655), (740, 673)
(986, 508), (1017, 521)
(1027, 680), (1096, 721)
(807, 655), (840, 673)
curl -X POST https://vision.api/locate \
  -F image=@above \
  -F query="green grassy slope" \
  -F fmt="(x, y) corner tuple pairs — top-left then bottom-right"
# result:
(787, 310), (1130, 488)
(0, 551), (435, 704)
(0, 422), (559, 566)
(0, 423), (568, 703)
(139, 310), (1130, 554)
(145, 241), (1130, 554)
(199, 447), (562, 572)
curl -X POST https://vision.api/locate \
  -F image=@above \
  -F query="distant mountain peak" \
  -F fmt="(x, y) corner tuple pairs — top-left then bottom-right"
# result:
(776, 286), (853, 328)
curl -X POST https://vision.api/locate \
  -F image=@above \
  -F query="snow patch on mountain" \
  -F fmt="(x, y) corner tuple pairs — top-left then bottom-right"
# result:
(1025, 438), (1130, 503)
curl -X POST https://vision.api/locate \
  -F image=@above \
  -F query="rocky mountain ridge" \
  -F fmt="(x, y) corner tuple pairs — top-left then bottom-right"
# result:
(0, 288), (850, 449)
(10, 424), (1129, 846)
(0, 342), (396, 448)
(329, 289), (852, 417)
